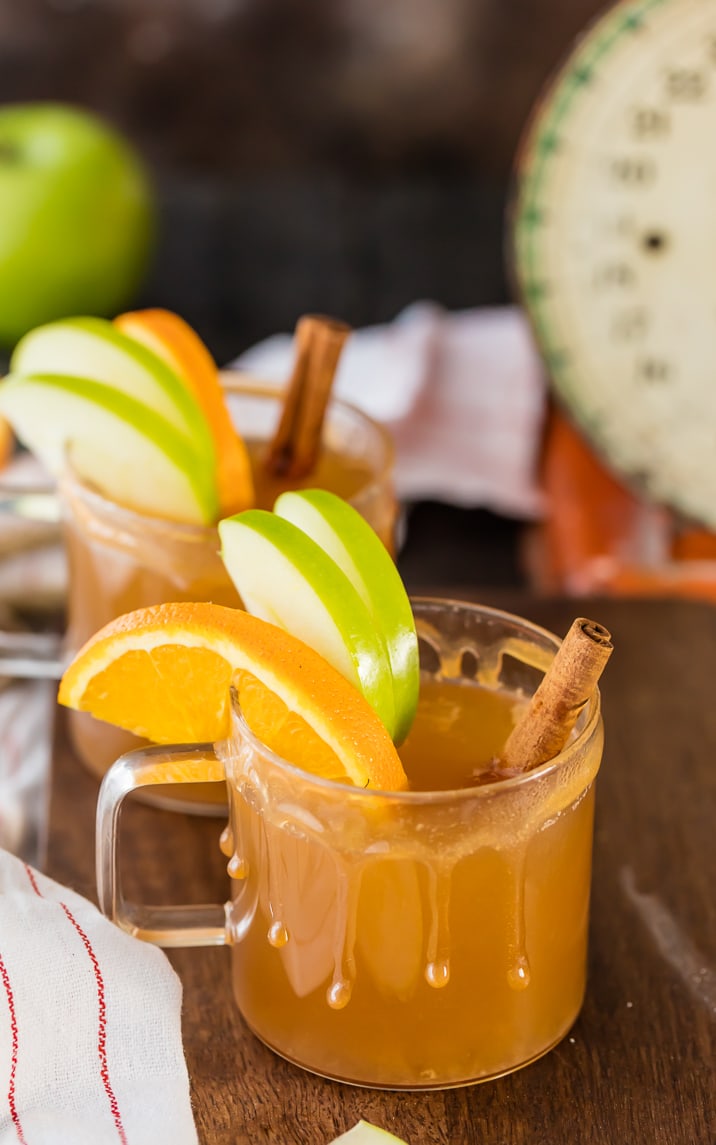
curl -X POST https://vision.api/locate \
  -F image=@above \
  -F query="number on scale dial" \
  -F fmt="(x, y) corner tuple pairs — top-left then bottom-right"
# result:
(512, 0), (716, 528)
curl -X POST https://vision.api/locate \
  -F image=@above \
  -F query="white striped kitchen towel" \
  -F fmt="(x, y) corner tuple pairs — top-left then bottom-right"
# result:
(0, 850), (197, 1144)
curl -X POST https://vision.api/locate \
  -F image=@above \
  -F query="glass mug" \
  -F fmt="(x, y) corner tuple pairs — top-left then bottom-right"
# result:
(97, 600), (604, 1089)
(60, 374), (397, 811)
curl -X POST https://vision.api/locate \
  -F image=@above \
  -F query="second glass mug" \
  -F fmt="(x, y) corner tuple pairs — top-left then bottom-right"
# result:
(60, 373), (397, 811)
(97, 600), (604, 1090)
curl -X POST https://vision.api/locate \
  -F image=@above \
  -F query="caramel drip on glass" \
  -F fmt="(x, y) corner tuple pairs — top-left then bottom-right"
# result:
(505, 844), (531, 991)
(265, 825), (289, 948)
(219, 823), (233, 858)
(327, 861), (361, 1010)
(425, 864), (452, 989)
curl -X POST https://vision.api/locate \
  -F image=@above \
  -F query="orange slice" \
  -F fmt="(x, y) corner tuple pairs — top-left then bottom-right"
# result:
(58, 601), (407, 791)
(114, 308), (254, 515)
(0, 414), (13, 469)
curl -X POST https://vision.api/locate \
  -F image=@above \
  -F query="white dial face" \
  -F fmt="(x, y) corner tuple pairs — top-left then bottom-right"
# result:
(513, 0), (716, 527)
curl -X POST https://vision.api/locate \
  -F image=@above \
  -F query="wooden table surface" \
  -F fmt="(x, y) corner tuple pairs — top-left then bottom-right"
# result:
(46, 595), (716, 1145)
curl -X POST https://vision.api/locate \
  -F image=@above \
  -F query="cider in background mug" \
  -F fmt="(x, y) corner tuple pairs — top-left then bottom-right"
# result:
(62, 375), (396, 809)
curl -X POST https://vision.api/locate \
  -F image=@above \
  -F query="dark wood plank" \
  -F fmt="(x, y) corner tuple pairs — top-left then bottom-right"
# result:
(47, 597), (716, 1145)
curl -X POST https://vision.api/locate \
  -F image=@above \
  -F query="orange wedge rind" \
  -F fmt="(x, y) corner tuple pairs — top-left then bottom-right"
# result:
(58, 601), (408, 792)
(115, 308), (254, 514)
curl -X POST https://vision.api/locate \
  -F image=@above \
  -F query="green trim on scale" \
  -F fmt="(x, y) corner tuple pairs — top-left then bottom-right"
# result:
(513, 0), (669, 398)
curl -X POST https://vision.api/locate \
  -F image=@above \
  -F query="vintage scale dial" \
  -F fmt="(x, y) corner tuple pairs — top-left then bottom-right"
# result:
(512, 0), (716, 528)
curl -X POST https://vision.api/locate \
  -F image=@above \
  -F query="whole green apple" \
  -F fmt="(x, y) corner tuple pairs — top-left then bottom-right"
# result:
(0, 103), (154, 348)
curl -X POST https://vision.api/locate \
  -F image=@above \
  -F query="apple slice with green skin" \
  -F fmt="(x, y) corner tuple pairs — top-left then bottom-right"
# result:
(329, 1123), (408, 1145)
(274, 489), (418, 744)
(218, 509), (397, 739)
(0, 373), (219, 524)
(11, 315), (215, 470)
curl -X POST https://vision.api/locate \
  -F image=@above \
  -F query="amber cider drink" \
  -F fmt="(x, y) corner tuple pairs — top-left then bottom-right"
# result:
(222, 600), (604, 1087)
(63, 377), (396, 808)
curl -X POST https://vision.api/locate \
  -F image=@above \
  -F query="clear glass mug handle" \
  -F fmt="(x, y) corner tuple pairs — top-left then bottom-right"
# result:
(96, 744), (230, 948)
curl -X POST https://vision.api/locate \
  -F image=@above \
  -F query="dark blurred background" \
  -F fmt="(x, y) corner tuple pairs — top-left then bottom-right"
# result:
(0, 0), (608, 587)
(0, 0), (605, 358)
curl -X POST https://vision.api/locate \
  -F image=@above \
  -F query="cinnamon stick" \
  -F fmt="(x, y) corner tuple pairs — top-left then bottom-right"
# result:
(498, 617), (613, 773)
(264, 314), (351, 479)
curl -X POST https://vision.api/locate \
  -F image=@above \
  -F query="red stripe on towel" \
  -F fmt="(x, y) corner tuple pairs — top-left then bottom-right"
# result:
(0, 953), (27, 1145)
(22, 866), (41, 898)
(59, 904), (128, 1145)
(21, 867), (127, 1143)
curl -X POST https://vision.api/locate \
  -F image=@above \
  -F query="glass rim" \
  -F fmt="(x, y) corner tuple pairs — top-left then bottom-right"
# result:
(58, 371), (395, 533)
(58, 459), (218, 539)
(219, 369), (396, 503)
(227, 597), (603, 806)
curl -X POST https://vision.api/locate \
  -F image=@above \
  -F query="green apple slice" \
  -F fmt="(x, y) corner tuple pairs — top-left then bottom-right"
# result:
(0, 373), (218, 524)
(274, 489), (418, 744)
(11, 315), (215, 468)
(329, 1123), (408, 1145)
(218, 509), (397, 739)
